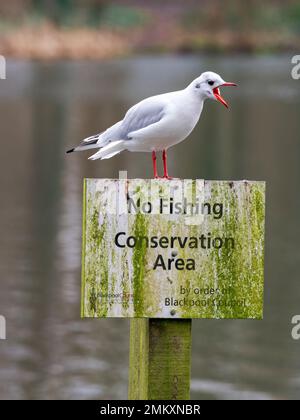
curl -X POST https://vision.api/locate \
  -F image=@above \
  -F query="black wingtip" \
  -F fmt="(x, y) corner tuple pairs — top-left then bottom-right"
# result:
(66, 148), (75, 154)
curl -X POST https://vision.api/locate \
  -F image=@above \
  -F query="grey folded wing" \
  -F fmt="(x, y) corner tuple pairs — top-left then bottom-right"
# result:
(99, 99), (165, 146)
(80, 99), (166, 149)
(118, 100), (165, 140)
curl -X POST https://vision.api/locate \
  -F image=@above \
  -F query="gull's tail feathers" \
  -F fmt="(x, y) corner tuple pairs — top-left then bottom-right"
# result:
(66, 132), (106, 154)
(88, 140), (126, 161)
(67, 120), (124, 154)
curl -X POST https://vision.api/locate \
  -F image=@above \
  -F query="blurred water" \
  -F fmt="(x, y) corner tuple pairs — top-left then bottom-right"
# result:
(0, 55), (299, 400)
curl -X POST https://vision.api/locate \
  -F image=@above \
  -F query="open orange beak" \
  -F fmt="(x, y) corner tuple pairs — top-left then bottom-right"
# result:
(213, 82), (237, 108)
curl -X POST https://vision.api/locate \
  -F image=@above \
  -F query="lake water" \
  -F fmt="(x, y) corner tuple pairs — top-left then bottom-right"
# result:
(0, 55), (299, 400)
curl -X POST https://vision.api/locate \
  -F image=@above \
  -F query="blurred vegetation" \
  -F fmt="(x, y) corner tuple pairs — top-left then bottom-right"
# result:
(0, 1), (149, 28)
(182, 0), (300, 33)
(0, 0), (299, 59)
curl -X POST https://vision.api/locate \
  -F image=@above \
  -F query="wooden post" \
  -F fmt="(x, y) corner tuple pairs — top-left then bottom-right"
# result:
(129, 319), (192, 400)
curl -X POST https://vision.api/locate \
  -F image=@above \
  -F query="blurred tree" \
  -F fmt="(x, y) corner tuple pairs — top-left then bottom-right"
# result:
(0, 0), (31, 20)
(85, 0), (110, 27)
(32, 0), (74, 25)
(31, 0), (110, 26)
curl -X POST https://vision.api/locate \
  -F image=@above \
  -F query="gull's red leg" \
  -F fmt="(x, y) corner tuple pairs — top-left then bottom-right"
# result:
(162, 149), (172, 180)
(152, 151), (159, 179)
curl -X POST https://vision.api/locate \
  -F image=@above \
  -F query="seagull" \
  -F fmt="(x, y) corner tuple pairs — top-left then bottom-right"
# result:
(66, 71), (237, 179)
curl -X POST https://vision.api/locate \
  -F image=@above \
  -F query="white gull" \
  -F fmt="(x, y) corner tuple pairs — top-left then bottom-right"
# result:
(67, 71), (236, 179)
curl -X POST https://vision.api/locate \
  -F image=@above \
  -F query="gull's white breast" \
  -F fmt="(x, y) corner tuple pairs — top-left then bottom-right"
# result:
(126, 90), (203, 152)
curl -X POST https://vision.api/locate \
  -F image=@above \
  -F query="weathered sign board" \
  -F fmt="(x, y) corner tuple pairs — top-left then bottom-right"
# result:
(81, 179), (265, 319)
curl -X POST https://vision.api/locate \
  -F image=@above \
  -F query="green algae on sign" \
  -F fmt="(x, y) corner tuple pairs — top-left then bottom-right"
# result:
(81, 179), (265, 319)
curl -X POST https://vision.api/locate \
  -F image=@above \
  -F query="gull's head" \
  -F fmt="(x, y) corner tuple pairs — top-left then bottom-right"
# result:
(189, 71), (237, 108)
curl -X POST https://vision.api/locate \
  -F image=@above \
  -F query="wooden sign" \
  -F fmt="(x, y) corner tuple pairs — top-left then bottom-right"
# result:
(81, 179), (265, 319)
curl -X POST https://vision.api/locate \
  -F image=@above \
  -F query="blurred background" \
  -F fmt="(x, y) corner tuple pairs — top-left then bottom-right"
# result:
(1, 0), (300, 58)
(0, 0), (300, 400)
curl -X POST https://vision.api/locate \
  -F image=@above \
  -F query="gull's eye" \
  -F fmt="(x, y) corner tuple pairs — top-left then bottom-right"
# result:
(207, 80), (214, 86)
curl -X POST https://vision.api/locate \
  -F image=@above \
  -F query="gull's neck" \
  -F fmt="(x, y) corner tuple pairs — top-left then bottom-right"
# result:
(182, 84), (205, 109)
(174, 86), (204, 121)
